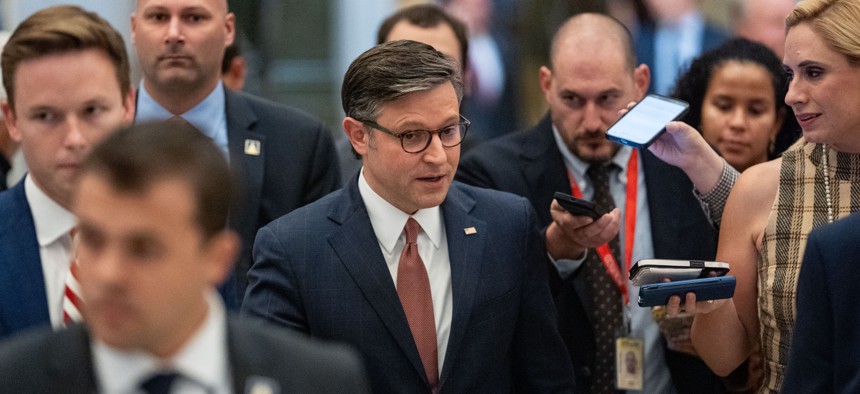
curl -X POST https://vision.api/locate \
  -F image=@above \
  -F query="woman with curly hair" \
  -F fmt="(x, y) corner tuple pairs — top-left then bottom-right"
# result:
(672, 38), (800, 172)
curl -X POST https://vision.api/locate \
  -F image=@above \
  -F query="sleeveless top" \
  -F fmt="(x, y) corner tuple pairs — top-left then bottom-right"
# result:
(757, 142), (860, 393)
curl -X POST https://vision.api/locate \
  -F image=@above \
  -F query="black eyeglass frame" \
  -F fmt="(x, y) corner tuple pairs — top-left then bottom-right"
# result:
(358, 115), (470, 153)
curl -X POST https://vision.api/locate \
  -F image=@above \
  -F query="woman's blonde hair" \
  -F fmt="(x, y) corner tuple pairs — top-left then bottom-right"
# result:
(787, 0), (860, 65)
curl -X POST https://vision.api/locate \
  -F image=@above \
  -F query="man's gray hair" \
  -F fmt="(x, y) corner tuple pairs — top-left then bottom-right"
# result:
(341, 40), (463, 122)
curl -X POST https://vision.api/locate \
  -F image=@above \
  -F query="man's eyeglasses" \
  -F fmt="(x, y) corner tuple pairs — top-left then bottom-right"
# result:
(359, 115), (470, 153)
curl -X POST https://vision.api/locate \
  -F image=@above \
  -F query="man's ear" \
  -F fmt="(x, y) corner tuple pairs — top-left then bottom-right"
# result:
(122, 86), (137, 126)
(539, 66), (553, 102)
(2, 101), (21, 142)
(203, 230), (240, 287)
(343, 117), (370, 157)
(633, 64), (651, 99)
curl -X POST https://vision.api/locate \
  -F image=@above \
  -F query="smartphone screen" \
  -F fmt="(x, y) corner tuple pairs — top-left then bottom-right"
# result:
(606, 94), (689, 148)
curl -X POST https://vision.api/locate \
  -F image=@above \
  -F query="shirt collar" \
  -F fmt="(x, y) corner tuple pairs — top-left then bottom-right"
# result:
(24, 174), (77, 247)
(135, 80), (227, 141)
(91, 290), (230, 394)
(357, 169), (443, 254)
(551, 123), (633, 183)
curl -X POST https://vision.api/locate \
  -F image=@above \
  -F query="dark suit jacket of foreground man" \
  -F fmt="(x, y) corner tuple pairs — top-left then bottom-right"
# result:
(457, 115), (723, 393)
(242, 180), (576, 393)
(0, 319), (369, 394)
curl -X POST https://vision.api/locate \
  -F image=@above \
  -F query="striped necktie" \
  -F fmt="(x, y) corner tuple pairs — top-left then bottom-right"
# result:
(62, 229), (84, 325)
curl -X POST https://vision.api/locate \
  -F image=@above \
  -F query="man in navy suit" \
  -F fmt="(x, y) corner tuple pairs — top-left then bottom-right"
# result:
(0, 5), (135, 342)
(131, 0), (340, 308)
(636, 0), (729, 95)
(242, 40), (576, 393)
(783, 214), (860, 392)
(0, 122), (369, 394)
(457, 13), (727, 393)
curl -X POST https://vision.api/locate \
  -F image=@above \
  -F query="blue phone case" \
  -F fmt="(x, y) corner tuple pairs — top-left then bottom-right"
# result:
(637, 276), (736, 307)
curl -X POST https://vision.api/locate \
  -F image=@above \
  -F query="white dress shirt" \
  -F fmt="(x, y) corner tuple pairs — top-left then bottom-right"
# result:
(92, 290), (231, 394)
(135, 81), (229, 159)
(24, 174), (77, 329)
(358, 169), (454, 373)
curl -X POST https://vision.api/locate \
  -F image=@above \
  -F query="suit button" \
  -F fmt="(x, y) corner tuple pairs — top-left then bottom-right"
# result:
(579, 366), (591, 378)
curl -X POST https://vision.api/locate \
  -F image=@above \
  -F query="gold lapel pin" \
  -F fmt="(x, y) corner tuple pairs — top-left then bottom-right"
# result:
(464, 227), (477, 235)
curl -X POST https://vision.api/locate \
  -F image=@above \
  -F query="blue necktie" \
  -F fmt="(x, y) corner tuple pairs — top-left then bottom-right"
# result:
(140, 372), (179, 394)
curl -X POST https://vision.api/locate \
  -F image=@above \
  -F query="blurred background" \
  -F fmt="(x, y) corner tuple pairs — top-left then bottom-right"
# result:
(0, 0), (757, 138)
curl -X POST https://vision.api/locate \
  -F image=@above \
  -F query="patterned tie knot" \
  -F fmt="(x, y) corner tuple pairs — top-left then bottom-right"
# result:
(586, 162), (618, 211)
(404, 218), (420, 245)
(586, 162), (617, 184)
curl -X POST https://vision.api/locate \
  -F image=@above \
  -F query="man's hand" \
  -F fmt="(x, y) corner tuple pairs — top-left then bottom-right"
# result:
(545, 199), (621, 260)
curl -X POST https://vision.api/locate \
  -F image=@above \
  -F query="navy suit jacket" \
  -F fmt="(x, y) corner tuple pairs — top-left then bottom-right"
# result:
(456, 115), (724, 393)
(218, 89), (341, 307)
(242, 180), (576, 393)
(0, 181), (51, 342)
(784, 213), (860, 393)
(0, 318), (370, 394)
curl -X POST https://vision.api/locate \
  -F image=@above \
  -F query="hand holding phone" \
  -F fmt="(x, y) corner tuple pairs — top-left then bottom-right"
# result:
(606, 94), (689, 148)
(553, 192), (608, 220)
(637, 276), (736, 307)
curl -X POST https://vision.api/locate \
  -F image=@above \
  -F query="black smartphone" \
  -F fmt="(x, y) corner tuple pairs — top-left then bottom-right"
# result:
(553, 191), (608, 220)
(637, 276), (736, 307)
(605, 94), (689, 148)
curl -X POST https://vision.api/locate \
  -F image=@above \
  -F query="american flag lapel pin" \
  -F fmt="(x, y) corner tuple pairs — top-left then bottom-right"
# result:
(464, 227), (477, 235)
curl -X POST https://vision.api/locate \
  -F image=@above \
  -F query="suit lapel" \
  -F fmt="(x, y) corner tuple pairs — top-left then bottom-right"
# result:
(326, 182), (429, 383)
(437, 184), (486, 385)
(1, 183), (51, 332)
(224, 90), (265, 239)
(520, 115), (570, 227)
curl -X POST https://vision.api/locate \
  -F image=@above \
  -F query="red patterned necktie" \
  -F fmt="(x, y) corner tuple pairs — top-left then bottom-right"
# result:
(62, 229), (84, 325)
(397, 218), (439, 390)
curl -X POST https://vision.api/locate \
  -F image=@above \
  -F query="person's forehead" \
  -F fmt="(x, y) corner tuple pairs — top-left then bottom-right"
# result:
(784, 24), (838, 65)
(12, 49), (124, 106)
(76, 174), (199, 234)
(376, 83), (460, 127)
(136, 0), (228, 12)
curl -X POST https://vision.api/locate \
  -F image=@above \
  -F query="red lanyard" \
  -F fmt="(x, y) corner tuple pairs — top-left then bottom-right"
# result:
(566, 149), (638, 304)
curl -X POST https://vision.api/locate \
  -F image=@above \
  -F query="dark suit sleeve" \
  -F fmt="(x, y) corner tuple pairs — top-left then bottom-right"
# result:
(241, 224), (309, 333)
(512, 199), (577, 392)
(783, 232), (833, 392)
(302, 122), (341, 204)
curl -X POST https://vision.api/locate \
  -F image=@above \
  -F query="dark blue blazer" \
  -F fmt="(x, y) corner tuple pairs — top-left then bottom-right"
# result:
(784, 213), (860, 393)
(635, 22), (729, 94)
(242, 180), (576, 393)
(212, 89), (341, 307)
(0, 181), (51, 342)
(456, 115), (724, 393)
(0, 318), (370, 394)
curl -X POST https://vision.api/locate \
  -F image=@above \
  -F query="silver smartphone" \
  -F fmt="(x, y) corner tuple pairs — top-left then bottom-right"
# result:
(629, 259), (730, 287)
